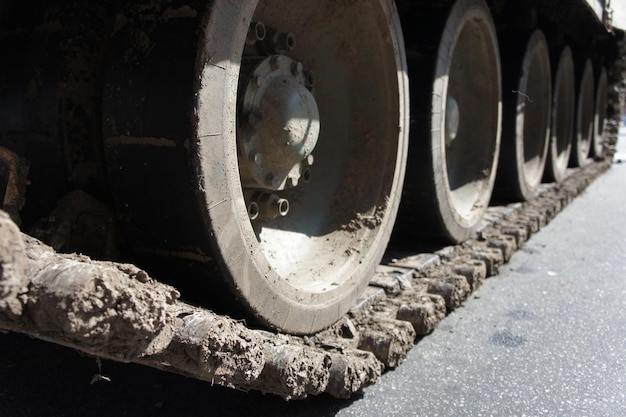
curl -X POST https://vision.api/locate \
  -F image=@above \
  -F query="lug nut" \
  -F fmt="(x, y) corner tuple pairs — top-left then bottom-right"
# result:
(286, 176), (299, 188)
(305, 71), (315, 88)
(248, 151), (261, 164)
(446, 95), (460, 142)
(247, 201), (260, 220)
(276, 32), (296, 51)
(257, 192), (289, 219)
(291, 61), (303, 76)
(246, 21), (267, 44)
(246, 191), (290, 220)
(263, 29), (296, 54)
(270, 55), (282, 69)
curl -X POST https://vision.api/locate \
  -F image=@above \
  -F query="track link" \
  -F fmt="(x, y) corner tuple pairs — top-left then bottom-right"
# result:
(0, 152), (615, 399)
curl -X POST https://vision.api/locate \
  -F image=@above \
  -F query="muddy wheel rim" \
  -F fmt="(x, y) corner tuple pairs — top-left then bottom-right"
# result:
(546, 47), (575, 182)
(194, 0), (408, 334)
(515, 30), (552, 199)
(592, 67), (608, 157)
(431, 0), (501, 241)
(572, 58), (594, 167)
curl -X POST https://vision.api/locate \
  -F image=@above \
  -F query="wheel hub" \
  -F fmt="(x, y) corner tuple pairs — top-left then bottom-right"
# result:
(446, 95), (460, 144)
(240, 54), (319, 191)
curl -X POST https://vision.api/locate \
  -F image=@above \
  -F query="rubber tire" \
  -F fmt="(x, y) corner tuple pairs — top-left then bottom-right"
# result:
(496, 29), (551, 201)
(592, 67), (608, 158)
(398, 0), (501, 243)
(103, 0), (409, 335)
(544, 46), (575, 183)
(571, 58), (594, 167)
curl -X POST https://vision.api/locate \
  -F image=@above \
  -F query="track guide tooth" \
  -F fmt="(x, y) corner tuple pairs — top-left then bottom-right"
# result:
(514, 213), (541, 235)
(483, 233), (518, 262)
(371, 265), (415, 295)
(324, 350), (383, 399)
(463, 241), (505, 277)
(447, 258), (487, 291)
(250, 343), (332, 399)
(388, 253), (441, 273)
(418, 276), (471, 312)
(395, 294), (446, 335)
(356, 318), (415, 368)
(498, 221), (530, 247)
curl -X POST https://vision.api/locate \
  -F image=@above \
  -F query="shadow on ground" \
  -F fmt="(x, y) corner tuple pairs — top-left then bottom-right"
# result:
(0, 332), (358, 417)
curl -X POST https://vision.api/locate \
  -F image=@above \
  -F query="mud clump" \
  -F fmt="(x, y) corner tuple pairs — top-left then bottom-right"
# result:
(0, 211), (27, 318)
(0, 157), (616, 400)
(151, 309), (266, 386)
(26, 259), (179, 359)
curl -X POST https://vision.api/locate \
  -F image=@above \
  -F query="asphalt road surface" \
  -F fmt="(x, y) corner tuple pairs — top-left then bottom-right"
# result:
(1, 135), (626, 417)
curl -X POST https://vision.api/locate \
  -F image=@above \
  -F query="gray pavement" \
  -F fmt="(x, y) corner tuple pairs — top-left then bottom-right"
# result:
(1, 132), (626, 416)
(336, 131), (626, 417)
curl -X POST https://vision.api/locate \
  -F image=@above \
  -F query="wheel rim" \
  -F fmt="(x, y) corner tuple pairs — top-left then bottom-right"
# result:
(195, 0), (408, 333)
(592, 67), (608, 157)
(547, 47), (575, 182)
(516, 30), (551, 199)
(572, 59), (594, 167)
(432, 0), (501, 241)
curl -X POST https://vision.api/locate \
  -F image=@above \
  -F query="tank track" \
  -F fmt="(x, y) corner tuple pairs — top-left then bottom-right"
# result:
(0, 151), (616, 400)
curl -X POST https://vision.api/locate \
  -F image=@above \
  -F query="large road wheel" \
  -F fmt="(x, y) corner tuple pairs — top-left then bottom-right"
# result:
(496, 29), (551, 201)
(592, 67), (608, 157)
(571, 58), (594, 167)
(399, 0), (501, 243)
(544, 47), (575, 182)
(103, 0), (408, 334)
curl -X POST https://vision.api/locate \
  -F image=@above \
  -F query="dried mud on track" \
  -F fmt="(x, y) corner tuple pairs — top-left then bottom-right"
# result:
(0, 158), (613, 402)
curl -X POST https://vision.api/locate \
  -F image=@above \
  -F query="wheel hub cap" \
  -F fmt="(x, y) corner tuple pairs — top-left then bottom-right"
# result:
(446, 95), (460, 144)
(240, 55), (319, 190)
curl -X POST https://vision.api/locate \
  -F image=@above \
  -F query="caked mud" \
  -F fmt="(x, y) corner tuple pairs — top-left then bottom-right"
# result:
(0, 154), (615, 399)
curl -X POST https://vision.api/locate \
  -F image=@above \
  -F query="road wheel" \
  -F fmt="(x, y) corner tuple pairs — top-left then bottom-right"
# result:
(400, 0), (501, 243)
(103, 0), (408, 334)
(496, 29), (551, 201)
(592, 67), (608, 157)
(571, 58), (594, 167)
(544, 47), (575, 182)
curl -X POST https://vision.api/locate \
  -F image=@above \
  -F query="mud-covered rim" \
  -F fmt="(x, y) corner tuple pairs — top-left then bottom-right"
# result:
(573, 58), (594, 167)
(592, 67), (608, 157)
(515, 29), (551, 198)
(431, 0), (502, 241)
(193, 0), (409, 334)
(548, 46), (575, 182)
